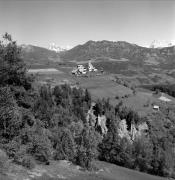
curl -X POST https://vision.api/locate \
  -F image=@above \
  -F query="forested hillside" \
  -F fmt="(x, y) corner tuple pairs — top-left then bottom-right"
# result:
(0, 34), (175, 179)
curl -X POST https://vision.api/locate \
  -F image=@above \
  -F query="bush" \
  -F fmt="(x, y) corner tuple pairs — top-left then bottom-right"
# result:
(21, 155), (35, 169)
(53, 127), (76, 162)
(0, 149), (9, 174)
(14, 147), (35, 169)
(115, 95), (120, 99)
(76, 126), (101, 169)
(29, 134), (52, 164)
(76, 146), (93, 170)
(4, 139), (21, 158)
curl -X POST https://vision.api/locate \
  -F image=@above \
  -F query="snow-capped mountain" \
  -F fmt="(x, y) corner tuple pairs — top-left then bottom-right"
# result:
(149, 40), (175, 48)
(49, 43), (72, 53)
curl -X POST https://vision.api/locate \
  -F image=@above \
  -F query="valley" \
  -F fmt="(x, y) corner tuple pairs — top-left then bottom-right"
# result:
(1, 36), (175, 180)
(2, 0), (175, 179)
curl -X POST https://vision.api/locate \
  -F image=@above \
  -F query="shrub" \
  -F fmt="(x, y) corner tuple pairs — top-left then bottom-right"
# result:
(14, 146), (35, 169)
(0, 149), (9, 174)
(4, 139), (21, 158)
(53, 127), (76, 162)
(115, 95), (120, 99)
(76, 146), (91, 169)
(76, 126), (101, 169)
(21, 155), (35, 169)
(28, 134), (52, 164)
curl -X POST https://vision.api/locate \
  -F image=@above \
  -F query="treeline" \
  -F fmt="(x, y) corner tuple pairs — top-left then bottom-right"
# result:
(142, 84), (175, 97)
(0, 34), (175, 178)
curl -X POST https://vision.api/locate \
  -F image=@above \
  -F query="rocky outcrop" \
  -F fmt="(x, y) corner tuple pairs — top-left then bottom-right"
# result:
(118, 119), (148, 142)
(86, 102), (97, 127)
(86, 103), (148, 139)
(86, 102), (108, 135)
(118, 119), (130, 140)
(97, 115), (108, 135)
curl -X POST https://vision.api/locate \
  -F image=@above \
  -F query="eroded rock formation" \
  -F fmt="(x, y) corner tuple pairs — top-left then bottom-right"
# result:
(118, 119), (148, 142)
(86, 102), (108, 135)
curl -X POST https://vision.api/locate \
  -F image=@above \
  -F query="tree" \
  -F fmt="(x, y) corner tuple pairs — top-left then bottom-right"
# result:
(52, 127), (76, 162)
(0, 86), (22, 139)
(84, 89), (91, 107)
(76, 125), (101, 169)
(27, 120), (52, 164)
(0, 33), (31, 89)
(132, 137), (153, 172)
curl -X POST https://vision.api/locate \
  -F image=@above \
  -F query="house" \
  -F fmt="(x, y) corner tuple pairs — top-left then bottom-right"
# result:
(88, 61), (97, 72)
(71, 64), (87, 75)
(77, 65), (87, 74)
(153, 105), (159, 111)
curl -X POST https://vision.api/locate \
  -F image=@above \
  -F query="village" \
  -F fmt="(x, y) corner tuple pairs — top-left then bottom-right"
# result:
(71, 60), (102, 76)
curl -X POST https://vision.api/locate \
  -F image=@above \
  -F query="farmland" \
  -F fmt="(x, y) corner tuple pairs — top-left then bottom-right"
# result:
(30, 67), (175, 118)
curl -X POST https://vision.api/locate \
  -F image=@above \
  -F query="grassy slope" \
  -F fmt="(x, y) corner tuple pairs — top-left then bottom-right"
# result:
(1, 160), (168, 180)
(77, 75), (133, 100)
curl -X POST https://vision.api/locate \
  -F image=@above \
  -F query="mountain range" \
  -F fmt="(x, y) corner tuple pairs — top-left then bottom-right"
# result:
(60, 40), (175, 66)
(149, 40), (175, 48)
(21, 41), (175, 78)
(20, 44), (61, 66)
(48, 43), (72, 53)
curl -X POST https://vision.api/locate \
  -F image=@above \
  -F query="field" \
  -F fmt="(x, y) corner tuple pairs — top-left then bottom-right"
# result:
(28, 68), (63, 74)
(29, 67), (175, 117)
(77, 75), (133, 100)
(121, 91), (156, 116)
(0, 160), (167, 180)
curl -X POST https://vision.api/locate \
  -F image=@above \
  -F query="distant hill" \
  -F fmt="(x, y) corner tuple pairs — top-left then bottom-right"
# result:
(20, 41), (175, 83)
(48, 43), (72, 53)
(150, 40), (175, 48)
(20, 41), (175, 69)
(20, 44), (61, 67)
(60, 40), (175, 66)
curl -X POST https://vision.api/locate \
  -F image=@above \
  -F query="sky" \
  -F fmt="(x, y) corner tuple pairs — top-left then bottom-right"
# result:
(0, 0), (175, 48)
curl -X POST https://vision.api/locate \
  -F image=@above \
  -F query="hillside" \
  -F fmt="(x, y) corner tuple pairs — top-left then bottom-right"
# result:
(60, 41), (175, 84)
(20, 41), (175, 85)
(21, 41), (175, 68)
(60, 40), (175, 64)
(21, 45), (61, 67)
(21, 41), (175, 71)
(1, 34), (175, 179)
(0, 160), (167, 180)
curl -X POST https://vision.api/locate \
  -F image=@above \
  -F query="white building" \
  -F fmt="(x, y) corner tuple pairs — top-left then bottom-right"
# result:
(88, 61), (97, 72)
(72, 64), (87, 75)
(153, 105), (159, 111)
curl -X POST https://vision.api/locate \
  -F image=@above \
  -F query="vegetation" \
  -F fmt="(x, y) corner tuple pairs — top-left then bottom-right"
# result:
(98, 104), (175, 177)
(0, 34), (175, 179)
(143, 83), (175, 98)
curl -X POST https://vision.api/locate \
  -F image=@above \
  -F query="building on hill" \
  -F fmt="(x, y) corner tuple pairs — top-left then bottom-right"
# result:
(88, 60), (97, 72)
(153, 105), (159, 111)
(71, 61), (98, 76)
(71, 64), (87, 75)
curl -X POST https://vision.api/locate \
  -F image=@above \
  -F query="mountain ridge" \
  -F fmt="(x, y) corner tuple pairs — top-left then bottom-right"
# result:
(60, 40), (175, 64)
(20, 41), (175, 74)
(20, 44), (61, 65)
